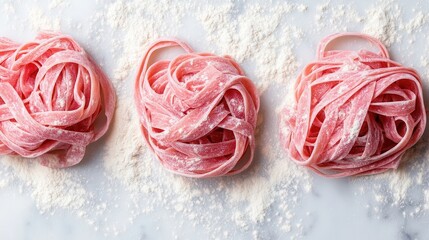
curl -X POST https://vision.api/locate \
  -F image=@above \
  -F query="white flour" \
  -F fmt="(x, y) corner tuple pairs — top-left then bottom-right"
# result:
(363, 6), (398, 47)
(197, 3), (303, 92)
(403, 11), (427, 33)
(103, 96), (149, 195)
(104, 0), (190, 84)
(29, 8), (61, 31)
(0, 0), (429, 239)
(0, 156), (88, 214)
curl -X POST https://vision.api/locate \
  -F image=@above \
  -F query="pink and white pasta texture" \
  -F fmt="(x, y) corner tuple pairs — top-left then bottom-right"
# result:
(0, 32), (116, 168)
(280, 32), (426, 177)
(135, 39), (260, 178)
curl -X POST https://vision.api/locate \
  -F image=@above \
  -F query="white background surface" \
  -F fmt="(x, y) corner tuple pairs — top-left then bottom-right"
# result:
(0, 0), (429, 239)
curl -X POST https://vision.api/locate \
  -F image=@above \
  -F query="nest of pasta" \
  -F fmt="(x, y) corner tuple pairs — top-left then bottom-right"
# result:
(135, 39), (260, 178)
(280, 33), (426, 177)
(0, 32), (116, 167)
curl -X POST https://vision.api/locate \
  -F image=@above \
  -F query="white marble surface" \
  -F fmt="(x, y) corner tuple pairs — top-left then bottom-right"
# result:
(1, 0), (429, 239)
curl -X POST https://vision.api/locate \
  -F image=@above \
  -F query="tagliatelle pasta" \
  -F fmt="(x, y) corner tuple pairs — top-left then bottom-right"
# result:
(135, 39), (260, 178)
(280, 32), (426, 177)
(0, 32), (116, 168)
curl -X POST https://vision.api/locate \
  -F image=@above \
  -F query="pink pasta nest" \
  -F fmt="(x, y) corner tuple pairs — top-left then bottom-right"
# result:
(280, 33), (426, 177)
(135, 39), (260, 178)
(0, 32), (116, 168)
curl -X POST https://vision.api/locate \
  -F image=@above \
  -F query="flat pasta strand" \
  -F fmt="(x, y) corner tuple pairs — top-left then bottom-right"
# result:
(135, 39), (260, 178)
(280, 32), (426, 177)
(0, 32), (116, 168)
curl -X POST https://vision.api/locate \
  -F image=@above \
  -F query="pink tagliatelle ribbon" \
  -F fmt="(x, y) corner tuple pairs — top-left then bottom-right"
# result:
(0, 32), (116, 168)
(280, 32), (426, 178)
(135, 39), (260, 178)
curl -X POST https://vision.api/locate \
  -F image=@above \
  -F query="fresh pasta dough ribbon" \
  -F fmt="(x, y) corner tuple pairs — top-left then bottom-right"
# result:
(0, 32), (116, 167)
(135, 39), (260, 178)
(280, 32), (426, 177)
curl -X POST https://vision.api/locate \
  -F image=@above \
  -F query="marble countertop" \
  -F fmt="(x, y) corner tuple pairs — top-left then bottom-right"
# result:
(0, 0), (429, 239)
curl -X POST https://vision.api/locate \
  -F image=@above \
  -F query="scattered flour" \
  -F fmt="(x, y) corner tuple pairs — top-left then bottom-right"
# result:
(103, 96), (150, 195)
(0, 156), (88, 214)
(104, 0), (190, 83)
(1, 0), (429, 239)
(29, 8), (61, 31)
(197, 2), (303, 92)
(424, 189), (429, 210)
(386, 169), (413, 205)
(403, 11), (427, 33)
(2, 1), (15, 18)
(48, 0), (68, 10)
(315, 2), (362, 31)
(362, 2), (400, 46)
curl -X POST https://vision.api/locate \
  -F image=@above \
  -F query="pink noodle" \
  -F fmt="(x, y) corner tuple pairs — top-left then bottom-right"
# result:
(0, 32), (116, 168)
(134, 39), (260, 178)
(280, 32), (426, 177)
